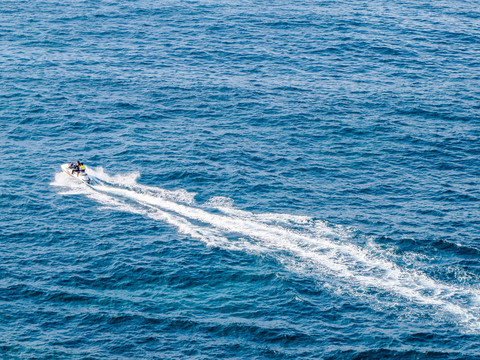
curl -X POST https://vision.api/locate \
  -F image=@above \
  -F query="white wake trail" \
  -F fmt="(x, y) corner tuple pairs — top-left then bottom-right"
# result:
(53, 169), (480, 331)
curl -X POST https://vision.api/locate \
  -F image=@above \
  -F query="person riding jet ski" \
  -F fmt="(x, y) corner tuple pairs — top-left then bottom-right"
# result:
(70, 161), (81, 175)
(61, 161), (92, 184)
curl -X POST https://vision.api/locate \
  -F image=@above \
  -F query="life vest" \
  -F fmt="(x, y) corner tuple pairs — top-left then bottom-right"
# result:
(80, 165), (86, 171)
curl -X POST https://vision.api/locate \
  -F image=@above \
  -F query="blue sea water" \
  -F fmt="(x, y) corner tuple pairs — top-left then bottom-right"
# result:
(1, 0), (480, 358)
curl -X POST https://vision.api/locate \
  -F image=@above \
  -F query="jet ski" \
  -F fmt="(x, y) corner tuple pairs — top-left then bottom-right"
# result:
(61, 163), (92, 184)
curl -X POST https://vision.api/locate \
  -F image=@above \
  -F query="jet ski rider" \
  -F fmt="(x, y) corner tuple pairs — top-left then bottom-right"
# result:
(69, 161), (84, 175)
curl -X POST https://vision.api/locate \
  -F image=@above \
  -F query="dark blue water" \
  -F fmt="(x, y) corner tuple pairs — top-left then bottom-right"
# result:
(2, 0), (480, 358)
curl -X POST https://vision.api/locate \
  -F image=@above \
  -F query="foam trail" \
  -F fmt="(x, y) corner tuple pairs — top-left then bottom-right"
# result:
(52, 170), (480, 330)
(87, 166), (197, 204)
(52, 173), (232, 247)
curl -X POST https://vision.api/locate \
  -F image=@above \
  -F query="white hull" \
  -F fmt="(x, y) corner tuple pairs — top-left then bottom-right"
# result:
(61, 163), (92, 184)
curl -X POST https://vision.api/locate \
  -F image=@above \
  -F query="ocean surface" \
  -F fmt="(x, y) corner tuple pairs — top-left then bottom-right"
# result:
(1, 0), (480, 358)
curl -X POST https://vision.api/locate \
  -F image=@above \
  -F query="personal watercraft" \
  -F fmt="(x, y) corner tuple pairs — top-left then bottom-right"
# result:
(61, 163), (92, 184)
